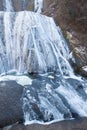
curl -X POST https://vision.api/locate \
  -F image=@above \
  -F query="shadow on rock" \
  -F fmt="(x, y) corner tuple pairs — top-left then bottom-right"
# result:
(0, 81), (24, 128)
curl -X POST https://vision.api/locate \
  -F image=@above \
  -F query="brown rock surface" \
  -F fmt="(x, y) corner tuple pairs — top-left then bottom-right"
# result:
(2, 118), (87, 130)
(43, 0), (87, 71)
(0, 0), (34, 11)
(13, 0), (34, 11)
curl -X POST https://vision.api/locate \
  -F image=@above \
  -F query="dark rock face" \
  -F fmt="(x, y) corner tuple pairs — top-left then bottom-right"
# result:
(13, 0), (34, 11)
(69, 60), (87, 77)
(0, 0), (34, 11)
(0, 81), (23, 128)
(2, 118), (87, 130)
(0, 0), (3, 11)
(43, 0), (87, 68)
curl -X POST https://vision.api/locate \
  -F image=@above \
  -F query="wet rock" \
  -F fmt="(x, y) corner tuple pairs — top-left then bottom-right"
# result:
(71, 111), (80, 119)
(31, 103), (44, 120)
(64, 112), (71, 119)
(0, 81), (23, 128)
(0, 0), (34, 11)
(0, 0), (3, 11)
(13, 0), (34, 11)
(12, 0), (22, 11)
(70, 60), (87, 77)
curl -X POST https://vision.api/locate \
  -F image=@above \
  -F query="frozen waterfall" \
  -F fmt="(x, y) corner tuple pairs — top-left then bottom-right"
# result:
(3, 0), (14, 11)
(0, 11), (73, 76)
(0, 0), (87, 125)
(34, 0), (43, 13)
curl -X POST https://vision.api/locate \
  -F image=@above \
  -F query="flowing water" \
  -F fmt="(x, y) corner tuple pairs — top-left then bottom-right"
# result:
(34, 0), (43, 12)
(3, 0), (14, 11)
(0, 0), (87, 124)
(0, 11), (73, 75)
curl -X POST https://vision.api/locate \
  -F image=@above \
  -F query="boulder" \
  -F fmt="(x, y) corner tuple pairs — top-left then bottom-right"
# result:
(0, 81), (23, 128)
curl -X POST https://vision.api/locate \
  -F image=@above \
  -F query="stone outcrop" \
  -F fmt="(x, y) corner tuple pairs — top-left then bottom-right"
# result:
(43, 0), (87, 74)
(0, 81), (23, 128)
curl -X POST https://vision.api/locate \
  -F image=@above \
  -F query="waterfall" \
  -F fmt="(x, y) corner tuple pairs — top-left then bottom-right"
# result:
(34, 0), (43, 13)
(0, 11), (73, 76)
(21, 0), (26, 10)
(3, 0), (14, 11)
(0, 0), (87, 125)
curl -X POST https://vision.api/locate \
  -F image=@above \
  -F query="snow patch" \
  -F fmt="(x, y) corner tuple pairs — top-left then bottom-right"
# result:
(82, 66), (87, 72)
(0, 75), (32, 86)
